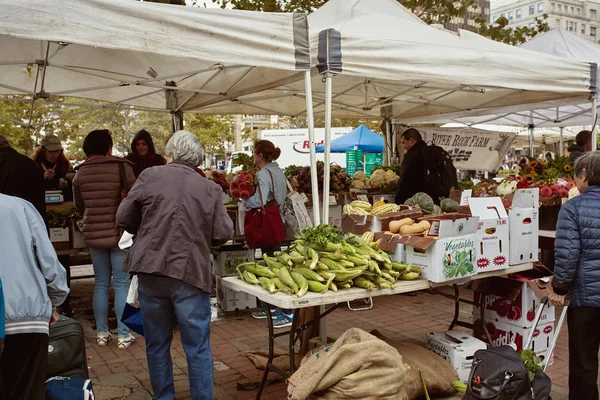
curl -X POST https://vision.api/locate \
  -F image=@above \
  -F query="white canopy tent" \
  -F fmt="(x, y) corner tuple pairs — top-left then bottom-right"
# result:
(0, 0), (310, 122)
(413, 29), (600, 152)
(188, 0), (595, 222)
(0, 0), (328, 223)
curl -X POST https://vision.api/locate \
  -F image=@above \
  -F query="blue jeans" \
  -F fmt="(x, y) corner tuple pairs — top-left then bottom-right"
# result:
(138, 274), (213, 400)
(89, 247), (130, 338)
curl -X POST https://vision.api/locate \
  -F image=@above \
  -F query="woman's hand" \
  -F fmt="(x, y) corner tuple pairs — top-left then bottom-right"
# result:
(50, 308), (60, 326)
(548, 292), (565, 307)
(44, 169), (55, 181)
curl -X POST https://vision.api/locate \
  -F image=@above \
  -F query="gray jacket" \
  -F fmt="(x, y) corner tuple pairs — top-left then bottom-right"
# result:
(117, 163), (233, 293)
(0, 194), (69, 335)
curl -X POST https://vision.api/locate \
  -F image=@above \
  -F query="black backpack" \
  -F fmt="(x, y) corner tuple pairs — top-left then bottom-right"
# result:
(422, 143), (457, 202)
(463, 345), (551, 400)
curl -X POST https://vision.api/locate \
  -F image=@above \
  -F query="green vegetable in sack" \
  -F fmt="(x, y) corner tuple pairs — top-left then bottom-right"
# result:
(518, 349), (543, 382)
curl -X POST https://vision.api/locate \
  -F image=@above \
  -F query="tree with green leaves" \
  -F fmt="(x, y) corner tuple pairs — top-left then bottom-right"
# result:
(184, 114), (233, 166)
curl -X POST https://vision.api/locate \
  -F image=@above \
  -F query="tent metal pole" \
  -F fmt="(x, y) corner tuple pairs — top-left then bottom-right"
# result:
(304, 71), (321, 225)
(385, 119), (392, 166)
(528, 124), (535, 158)
(592, 96), (597, 151)
(170, 111), (184, 133)
(559, 127), (564, 156)
(323, 72), (333, 225)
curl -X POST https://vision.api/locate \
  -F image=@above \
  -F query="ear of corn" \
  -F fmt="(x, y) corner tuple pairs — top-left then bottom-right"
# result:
(242, 271), (260, 285)
(292, 267), (325, 282)
(307, 280), (329, 293)
(291, 272), (309, 297)
(278, 268), (299, 294)
(272, 277), (292, 294)
(289, 251), (305, 264)
(244, 263), (276, 278)
(277, 253), (293, 267)
(319, 258), (346, 271)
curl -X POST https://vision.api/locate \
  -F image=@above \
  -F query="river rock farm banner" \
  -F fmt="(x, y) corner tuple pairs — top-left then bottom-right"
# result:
(403, 127), (517, 172)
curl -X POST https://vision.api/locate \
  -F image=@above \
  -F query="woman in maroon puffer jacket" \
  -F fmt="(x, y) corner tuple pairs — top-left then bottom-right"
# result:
(73, 129), (136, 350)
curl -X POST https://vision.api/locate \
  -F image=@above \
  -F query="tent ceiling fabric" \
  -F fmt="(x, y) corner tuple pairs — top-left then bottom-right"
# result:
(187, 0), (595, 122)
(422, 28), (600, 127)
(0, 0), (309, 114)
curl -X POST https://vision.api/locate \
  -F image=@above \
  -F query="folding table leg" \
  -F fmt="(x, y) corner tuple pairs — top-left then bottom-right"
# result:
(289, 308), (301, 373)
(256, 301), (275, 400)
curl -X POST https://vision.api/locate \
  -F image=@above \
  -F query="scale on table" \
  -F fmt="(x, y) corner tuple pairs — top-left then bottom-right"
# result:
(45, 190), (64, 204)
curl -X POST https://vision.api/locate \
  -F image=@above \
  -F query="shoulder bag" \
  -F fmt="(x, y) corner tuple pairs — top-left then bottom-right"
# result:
(244, 170), (285, 249)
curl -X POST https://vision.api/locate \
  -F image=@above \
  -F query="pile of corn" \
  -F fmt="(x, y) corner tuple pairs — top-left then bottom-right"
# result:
(237, 231), (421, 297)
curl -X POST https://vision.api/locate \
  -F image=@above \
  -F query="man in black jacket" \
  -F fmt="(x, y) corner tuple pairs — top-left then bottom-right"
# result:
(567, 130), (592, 165)
(0, 136), (46, 220)
(395, 128), (429, 204)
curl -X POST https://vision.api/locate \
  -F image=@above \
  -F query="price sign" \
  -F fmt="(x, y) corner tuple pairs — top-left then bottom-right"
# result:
(300, 192), (310, 203)
(329, 195), (338, 206)
(460, 189), (472, 206)
(357, 194), (369, 202)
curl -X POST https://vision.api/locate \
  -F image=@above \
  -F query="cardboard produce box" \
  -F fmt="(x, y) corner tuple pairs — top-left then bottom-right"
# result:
(307, 205), (342, 229)
(509, 189), (539, 265)
(468, 197), (509, 273)
(341, 208), (423, 234)
(405, 215), (480, 283)
(374, 232), (410, 263)
(49, 227), (70, 251)
(341, 214), (373, 234)
(425, 330), (487, 383)
(473, 318), (554, 364)
(215, 276), (257, 312)
(472, 272), (555, 328)
(370, 207), (422, 233)
(211, 246), (255, 277)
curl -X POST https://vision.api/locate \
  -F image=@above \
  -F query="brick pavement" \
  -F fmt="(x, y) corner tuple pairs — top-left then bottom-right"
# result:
(68, 268), (591, 400)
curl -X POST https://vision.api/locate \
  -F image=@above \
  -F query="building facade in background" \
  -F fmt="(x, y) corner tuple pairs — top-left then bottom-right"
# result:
(492, 0), (600, 42)
(444, 0), (491, 31)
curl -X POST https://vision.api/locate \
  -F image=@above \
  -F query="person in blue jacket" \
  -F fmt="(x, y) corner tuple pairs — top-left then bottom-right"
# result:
(550, 151), (600, 400)
(0, 194), (69, 400)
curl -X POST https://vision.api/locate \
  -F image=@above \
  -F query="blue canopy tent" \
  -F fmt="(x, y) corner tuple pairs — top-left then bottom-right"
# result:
(315, 125), (384, 153)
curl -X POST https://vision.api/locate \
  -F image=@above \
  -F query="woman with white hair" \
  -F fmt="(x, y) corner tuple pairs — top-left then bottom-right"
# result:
(117, 130), (234, 400)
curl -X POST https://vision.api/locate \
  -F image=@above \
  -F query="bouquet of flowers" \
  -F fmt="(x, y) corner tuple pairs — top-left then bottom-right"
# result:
(231, 171), (256, 200)
(205, 170), (230, 193)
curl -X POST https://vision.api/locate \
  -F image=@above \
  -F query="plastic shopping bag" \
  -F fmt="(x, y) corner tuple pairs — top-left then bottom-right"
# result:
(283, 180), (313, 240)
(126, 275), (139, 308)
(118, 231), (134, 250)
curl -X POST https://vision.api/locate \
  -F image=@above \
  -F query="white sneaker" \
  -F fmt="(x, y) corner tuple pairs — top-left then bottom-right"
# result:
(118, 334), (136, 350)
(96, 333), (112, 346)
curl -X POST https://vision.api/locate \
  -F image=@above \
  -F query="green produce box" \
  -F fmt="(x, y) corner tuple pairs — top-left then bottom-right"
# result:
(365, 153), (383, 178)
(346, 150), (364, 177)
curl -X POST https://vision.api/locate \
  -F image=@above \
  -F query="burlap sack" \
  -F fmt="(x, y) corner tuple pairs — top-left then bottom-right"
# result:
(370, 330), (458, 399)
(245, 349), (300, 371)
(287, 328), (410, 400)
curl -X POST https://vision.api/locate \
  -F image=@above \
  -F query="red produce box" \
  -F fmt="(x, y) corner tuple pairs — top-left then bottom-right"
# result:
(471, 272), (555, 328)
(473, 318), (554, 365)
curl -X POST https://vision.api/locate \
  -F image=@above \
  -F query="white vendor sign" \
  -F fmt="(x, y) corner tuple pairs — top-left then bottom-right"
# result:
(405, 127), (517, 172)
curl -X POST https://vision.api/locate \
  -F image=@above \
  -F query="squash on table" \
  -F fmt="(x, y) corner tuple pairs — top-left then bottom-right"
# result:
(440, 198), (459, 213)
(389, 218), (413, 233)
(404, 192), (435, 214)
(399, 220), (431, 235)
(373, 197), (386, 208)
